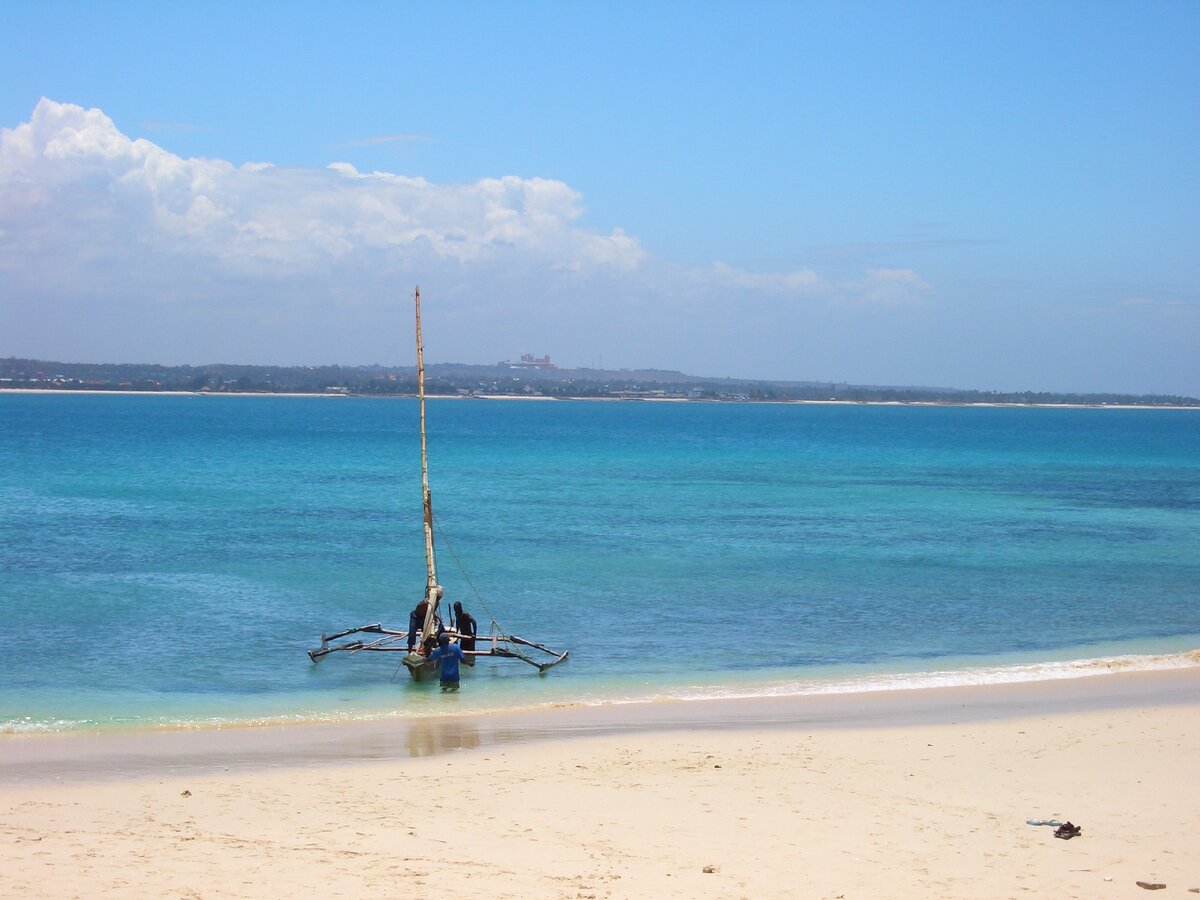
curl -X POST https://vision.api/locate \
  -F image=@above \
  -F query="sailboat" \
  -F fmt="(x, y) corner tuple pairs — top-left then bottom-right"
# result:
(307, 287), (569, 680)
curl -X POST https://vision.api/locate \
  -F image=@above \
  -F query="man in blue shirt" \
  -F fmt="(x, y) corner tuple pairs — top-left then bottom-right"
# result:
(428, 633), (466, 691)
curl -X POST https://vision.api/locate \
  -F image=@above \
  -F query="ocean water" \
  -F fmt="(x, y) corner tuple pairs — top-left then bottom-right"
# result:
(1, 393), (1198, 733)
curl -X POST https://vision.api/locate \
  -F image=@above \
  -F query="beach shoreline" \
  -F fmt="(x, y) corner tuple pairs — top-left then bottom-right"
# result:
(3, 668), (1197, 898)
(4, 666), (1196, 786)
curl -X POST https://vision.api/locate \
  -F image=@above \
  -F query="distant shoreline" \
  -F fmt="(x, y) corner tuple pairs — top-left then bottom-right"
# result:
(3, 387), (1199, 410)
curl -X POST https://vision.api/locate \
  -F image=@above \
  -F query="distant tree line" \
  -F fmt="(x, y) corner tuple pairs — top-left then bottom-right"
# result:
(1, 357), (1196, 407)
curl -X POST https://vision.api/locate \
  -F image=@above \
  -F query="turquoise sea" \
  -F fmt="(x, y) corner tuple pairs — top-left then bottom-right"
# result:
(2, 393), (1198, 733)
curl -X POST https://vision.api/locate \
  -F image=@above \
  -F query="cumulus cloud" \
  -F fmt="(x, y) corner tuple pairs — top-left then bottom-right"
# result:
(0, 99), (933, 369)
(0, 98), (645, 279)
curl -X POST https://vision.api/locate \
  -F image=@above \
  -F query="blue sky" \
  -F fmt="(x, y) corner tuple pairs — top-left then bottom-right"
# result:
(2, 0), (1198, 394)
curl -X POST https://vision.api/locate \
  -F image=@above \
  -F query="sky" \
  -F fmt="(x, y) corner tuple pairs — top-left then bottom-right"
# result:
(1, 1), (1198, 395)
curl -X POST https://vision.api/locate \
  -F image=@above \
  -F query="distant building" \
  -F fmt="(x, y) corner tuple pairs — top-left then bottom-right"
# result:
(500, 353), (557, 370)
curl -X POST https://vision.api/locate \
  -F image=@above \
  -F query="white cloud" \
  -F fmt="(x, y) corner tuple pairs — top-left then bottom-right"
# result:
(0, 99), (936, 370)
(844, 268), (932, 307)
(708, 261), (822, 293)
(0, 99), (646, 277)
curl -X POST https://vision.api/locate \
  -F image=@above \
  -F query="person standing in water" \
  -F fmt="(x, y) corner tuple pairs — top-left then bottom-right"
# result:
(406, 596), (429, 652)
(407, 587), (444, 653)
(452, 601), (477, 653)
(428, 633), (465, 691)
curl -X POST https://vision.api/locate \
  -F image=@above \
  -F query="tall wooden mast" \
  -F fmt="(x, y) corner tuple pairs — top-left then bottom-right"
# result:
(414, 286), (439, 609)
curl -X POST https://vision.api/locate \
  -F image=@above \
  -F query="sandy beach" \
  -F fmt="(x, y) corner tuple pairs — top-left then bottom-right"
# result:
(2, 670), (1198, 899)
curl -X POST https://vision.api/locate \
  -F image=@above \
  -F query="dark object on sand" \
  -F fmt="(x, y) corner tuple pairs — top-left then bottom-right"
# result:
(1053, 822), (1081, 839)
(1136, 883), (1167, 891)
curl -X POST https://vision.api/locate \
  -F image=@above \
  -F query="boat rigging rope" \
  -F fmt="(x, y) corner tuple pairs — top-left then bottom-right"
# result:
(433, 514), (509, 639)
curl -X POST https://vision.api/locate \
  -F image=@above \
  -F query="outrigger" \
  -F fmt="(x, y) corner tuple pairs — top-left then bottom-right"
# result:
(307, 287), (569, 680)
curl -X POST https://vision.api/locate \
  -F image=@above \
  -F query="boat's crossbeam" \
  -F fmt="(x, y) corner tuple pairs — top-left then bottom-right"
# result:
(309, 626), (568, 671)
(349, 634), (408, 653)
(490, 646), (569, 672)
(308, 624), (408, 662)
(320, 623), (383, 644)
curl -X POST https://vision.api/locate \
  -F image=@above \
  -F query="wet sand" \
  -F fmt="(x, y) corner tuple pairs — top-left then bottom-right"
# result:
(2, 666), (1195, 785)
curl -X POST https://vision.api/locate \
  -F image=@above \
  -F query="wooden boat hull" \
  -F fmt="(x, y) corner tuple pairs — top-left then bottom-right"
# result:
(402, 651), (439, 681)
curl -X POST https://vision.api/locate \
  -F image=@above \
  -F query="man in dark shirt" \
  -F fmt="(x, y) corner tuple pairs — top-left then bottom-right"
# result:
(428, 633), (465, 690)
(452, 601), (478, 653)
(407, 597), (429, 651)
